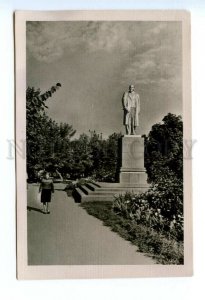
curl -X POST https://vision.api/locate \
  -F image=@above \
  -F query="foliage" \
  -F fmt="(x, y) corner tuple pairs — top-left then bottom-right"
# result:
(144, 113), (183, 182)
(26, 84), (76, 180)
(113, 173), (183, 241)
(26, 83), (61, 123)
(64, 180), (75, 190)
(68, 133), (93, 179)
(64, 180), (76, 196)
(67, 131), (122, 181)
(81, 201), (183, 264)
(90, 132), (122, 182)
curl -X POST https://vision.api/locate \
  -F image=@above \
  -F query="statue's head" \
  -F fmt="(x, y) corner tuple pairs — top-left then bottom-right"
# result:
(129, 84), (135, 92)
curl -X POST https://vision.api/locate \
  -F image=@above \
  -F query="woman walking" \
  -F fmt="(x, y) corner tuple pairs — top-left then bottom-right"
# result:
(39, 172), (54, 214)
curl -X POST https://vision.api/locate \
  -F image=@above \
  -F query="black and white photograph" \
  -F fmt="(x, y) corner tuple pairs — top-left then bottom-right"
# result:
(15, 10), (192, 279)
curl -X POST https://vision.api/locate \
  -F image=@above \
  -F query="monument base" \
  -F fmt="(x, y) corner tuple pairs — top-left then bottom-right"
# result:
(120, 171), (147, 184)
(119, 135), (148, 185)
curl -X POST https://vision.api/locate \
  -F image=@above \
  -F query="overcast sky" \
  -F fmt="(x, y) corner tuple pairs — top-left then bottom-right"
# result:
(27, 21), (182, 138)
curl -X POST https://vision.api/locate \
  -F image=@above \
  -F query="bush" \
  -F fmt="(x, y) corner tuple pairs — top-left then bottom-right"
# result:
(113, 173), (183, 241)
(64, 180), (75, 190)
(64, 180), (76, 196)
(91, 168), (116, 182)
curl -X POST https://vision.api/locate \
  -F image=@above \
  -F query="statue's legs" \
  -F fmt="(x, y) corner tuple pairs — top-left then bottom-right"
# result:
(125, 124), (131, 135)
(126, 124), (136, 135)
(130, 108), (137, 135)
(130, 116), (135, 135)
(125, 112), (131, 135)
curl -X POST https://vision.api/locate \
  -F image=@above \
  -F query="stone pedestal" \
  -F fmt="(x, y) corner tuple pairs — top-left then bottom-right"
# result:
(119, 135), (148, 184)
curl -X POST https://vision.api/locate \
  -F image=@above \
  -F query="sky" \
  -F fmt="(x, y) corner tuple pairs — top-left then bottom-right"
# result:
(26, 21), (182, 138)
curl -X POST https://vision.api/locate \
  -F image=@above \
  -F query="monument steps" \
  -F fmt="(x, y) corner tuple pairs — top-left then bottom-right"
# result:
(85, 182), (101, 191)
(86, 185), (148, 193)
(72, 182), (149, 203)
(86, 182), (148, 190)
(79, 184), (124, 196)
(80, 184), (93, 195)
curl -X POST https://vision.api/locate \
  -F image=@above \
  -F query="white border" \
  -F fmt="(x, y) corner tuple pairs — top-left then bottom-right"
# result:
(15, 10), (192, 280)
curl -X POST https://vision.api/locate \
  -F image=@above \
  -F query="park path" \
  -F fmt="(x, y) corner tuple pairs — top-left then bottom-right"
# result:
(27, 184), (155, 265)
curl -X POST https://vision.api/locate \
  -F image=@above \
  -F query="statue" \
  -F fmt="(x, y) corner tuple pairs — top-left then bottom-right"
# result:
(122, 84), (140, 135)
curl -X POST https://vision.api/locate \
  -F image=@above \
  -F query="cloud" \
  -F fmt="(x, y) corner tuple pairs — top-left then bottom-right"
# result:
(85, 22), (133, 53)
(27, 21), (182, 89)
(27, 21), (85, 63)
(27, 21), (137, 62)
(121, 23), (182, 86)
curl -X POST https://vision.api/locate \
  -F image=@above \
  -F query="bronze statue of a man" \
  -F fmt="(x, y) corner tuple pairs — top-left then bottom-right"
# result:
(122, 84), (140, 135)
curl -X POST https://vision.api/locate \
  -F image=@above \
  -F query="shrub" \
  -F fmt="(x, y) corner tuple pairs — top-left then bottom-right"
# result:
(64, 180), (76, 196)
(91, 168), (116, 183)
(113, 174), (183, 241)
(64, 180), (75, 190)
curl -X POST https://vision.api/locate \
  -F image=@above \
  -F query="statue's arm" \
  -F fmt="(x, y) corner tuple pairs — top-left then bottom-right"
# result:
(138, 94), (140, 113)
(122, 92), (127, 110)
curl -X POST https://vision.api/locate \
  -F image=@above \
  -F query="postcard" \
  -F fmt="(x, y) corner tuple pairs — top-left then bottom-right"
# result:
(15, 10), (192, 279)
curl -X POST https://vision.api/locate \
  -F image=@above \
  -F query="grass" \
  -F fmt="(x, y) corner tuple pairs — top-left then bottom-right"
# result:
(81, 201), (184, 265)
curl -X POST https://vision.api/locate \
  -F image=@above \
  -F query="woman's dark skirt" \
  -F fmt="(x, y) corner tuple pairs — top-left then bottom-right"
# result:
(41, 189), (52, 203)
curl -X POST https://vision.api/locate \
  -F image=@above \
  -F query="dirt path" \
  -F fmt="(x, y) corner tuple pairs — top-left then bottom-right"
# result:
(27, 184), (155, 265)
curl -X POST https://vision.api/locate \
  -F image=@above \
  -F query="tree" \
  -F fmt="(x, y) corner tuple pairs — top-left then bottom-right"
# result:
(145, 113), (183, 182)
(69, 133), (93, 179)
(100, 132), (122, 182)
(64, 131), (122, 181)
(26, 83), (76, 180)
(89, 131), (122, 182)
